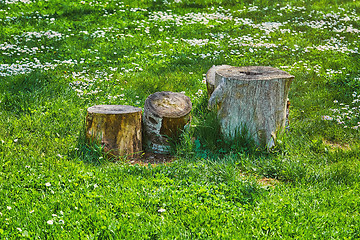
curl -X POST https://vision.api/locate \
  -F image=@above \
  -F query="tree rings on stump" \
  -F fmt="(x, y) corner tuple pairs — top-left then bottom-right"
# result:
(208, 66), (294, 149)
(143, 91), (192, 154)
(86, 105), (142, 158)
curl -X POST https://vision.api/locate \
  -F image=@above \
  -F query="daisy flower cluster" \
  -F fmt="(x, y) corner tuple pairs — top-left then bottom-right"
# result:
(322, 90), (360, 130)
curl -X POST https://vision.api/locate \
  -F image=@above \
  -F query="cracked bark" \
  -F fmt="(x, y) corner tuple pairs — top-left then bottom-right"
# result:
(86, 105), (142, 158)
(143, 91), (192, 154)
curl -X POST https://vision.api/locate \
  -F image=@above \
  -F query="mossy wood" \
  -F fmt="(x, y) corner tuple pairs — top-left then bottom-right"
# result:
(208, 66), (294, 148)
(86, 105), (142, 158)
(143, 91), (192, 154)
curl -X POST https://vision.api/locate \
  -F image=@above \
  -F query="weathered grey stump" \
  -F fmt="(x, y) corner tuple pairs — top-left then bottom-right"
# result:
(208, 66), (294, 148)
(143, 91), (192, 154)
(86, 105), (142, 158)
(206, 65), (231, 98)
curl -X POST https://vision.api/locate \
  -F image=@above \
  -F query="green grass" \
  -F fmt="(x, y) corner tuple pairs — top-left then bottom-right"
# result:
(1, 0), (360, 238)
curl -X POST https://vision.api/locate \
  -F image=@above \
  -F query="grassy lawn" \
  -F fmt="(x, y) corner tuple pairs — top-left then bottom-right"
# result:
(1, 0), (360, 238)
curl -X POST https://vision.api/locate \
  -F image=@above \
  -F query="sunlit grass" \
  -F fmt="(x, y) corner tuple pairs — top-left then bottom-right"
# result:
(0, 0), (359, 238)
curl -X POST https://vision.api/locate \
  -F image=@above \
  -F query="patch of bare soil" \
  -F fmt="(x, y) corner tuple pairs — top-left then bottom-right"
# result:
(323, 140), (351, 151)
(257, 177), (279, 188)
(127, 152), (175, 166)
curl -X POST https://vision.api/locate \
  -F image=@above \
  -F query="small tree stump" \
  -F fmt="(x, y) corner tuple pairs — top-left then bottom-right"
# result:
(143, 91), (192, 154)
(208, 66), (294, 148)
(206, 65), (231, 98)
(86, 105), (142, 158)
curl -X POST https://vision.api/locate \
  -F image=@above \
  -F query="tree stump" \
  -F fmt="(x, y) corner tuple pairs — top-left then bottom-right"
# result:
(208, 66), (294, 148)
(143, 91), (192, 154)
(206, 65), (231, 98)
(86, 105), (142, 158)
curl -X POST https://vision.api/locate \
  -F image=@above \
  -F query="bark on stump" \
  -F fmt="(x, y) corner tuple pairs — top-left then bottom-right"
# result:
(86, 105), (142, 158)
(143, 91), (192, 154)
(208, 66), (294, 148)
(206, 65), (231, 98)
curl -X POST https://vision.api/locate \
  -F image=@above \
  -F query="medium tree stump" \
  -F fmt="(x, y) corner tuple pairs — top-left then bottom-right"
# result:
(206, 65), (231, 98)
(86, 105), (142, 158)
(208, 66), (294, 148)
(143, 91), (192, 154)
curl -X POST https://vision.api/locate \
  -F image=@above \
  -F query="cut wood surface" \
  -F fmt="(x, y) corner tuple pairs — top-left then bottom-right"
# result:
(86, 105), (142, 158)
(206, 65), (231, 98)
(208, 66), (294, 148)
(143, 91), (192, 154)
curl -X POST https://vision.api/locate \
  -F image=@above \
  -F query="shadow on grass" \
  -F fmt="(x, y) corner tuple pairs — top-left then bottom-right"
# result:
(67, 119), (112, 166)
(0, 71), (53, 115)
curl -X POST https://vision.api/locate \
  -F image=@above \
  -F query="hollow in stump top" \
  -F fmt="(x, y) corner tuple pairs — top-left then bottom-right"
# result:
(216, 66), (294, 81)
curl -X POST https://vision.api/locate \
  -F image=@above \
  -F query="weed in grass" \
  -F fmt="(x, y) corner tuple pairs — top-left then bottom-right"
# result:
(176, 94), (261, 160)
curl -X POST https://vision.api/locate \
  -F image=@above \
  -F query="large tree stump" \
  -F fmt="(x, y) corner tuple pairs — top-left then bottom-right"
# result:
(206, 65), (231, 98)
(143, 91), (192, 154)
(208, 66), (294, 148)
(86, 105), (142, 158)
